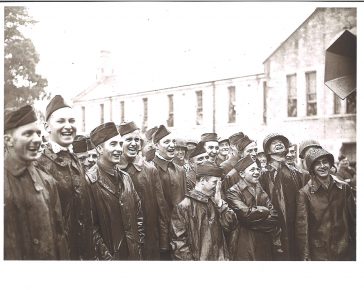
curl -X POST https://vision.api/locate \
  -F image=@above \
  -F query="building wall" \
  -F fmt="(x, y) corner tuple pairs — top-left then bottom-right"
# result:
(263, 7), (356, 159)
(73, 74), (266, 141)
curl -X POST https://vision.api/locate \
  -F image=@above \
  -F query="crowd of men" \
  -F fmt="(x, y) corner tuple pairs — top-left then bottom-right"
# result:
(4, 95), (356, 261)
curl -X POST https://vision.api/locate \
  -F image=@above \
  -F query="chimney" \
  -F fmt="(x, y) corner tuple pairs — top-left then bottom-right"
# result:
(96, 50), (114, 81)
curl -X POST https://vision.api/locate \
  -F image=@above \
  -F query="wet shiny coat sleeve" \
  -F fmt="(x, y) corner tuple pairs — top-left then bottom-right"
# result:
(170, 204), (193, 260)
(295, 189), (310, 261)
(226, 187), (270, 226)
(85, 177), (113, 260)
(214, 200), (238, 232)
(151, 165), (170, 251)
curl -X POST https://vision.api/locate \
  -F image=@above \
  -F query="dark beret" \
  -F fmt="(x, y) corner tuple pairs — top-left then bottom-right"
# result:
(46, 95), (71, 120)
(90, 122), (119, 147)
(5, 105), (38, 131)
(201, 133), (218, 143)
(73, 137), (88, 153)
(234, 155), (255, 172)
(119, 121), (139, 136)
(153, 125), (171, 144)
(189, 141), (207, 159)
(236, 135), (255, 152)
(229, 132), (245, 146)
(145, 126), (158, 141)
(196, 162), (224, 178)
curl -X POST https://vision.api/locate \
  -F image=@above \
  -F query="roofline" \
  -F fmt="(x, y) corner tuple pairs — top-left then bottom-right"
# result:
(263, 7), (320, 64)
(73, 72), (265, 103)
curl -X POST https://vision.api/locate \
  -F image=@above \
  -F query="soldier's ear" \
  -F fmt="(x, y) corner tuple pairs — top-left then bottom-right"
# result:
(44, 121), (51, 134)
(96, 145), (103, 155)
(4, 134), (13, 148)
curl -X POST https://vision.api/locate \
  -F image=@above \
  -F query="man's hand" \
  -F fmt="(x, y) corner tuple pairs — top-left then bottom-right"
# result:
(212, 180), (223, 207)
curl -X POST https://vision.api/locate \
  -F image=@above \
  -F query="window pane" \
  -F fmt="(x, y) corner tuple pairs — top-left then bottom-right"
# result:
(307, 102), (317, 116)
(167, 94), (174, 127)
(228, 86), (236, 123)
(120, 101), (125, 123)
(100, 104), (104, 124)
(333, 94), (342, 114)
(346, 93), (356, 114)
(196, 91), (203, 125)
(287, 74), (297, 117)
(288, 99), (297, 117)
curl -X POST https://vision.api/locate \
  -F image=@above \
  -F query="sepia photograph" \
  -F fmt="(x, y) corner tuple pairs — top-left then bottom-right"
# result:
(1, 1), (362, 289)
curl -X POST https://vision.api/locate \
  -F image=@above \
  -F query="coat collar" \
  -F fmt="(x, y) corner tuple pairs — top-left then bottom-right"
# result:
(42, 143), (80, 172)
(309, 174), (344, 193)
(236, 178), (258, 197)
(49, 140), (73, 154)
(94, 163), (118, 197)
(153, 154), (175, 172)
(5, 154), (29, 177)
(5, 155), (44, 192)
(186, 189), (209, 204)
(119, 154), (143, 172)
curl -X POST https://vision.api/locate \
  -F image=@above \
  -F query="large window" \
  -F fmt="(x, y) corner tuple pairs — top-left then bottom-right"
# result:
(167, 94), (174, 127)
(306, 71), (317, 116)
(100, 103), (104, 124)
(81, 106), (86, 132)
(333, 93), (342, 114)
(346, 93), (356, 114)
(287, 74), (297, 117)
(228, 86), (236, 123)
(263, 81), (267, 125)
(196, 90), (203, 125)
(120, 101), (125, 123)
(143, 98), (148, 127)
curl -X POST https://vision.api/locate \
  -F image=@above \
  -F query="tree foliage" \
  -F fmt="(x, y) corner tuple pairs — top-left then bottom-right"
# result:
(4, 6), (48, 108)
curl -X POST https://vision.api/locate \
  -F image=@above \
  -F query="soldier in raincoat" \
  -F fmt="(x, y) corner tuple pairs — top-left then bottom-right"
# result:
(170, 162), (237, 260)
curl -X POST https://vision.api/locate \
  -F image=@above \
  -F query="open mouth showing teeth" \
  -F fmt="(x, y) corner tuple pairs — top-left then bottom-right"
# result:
(28, 147), (39, 152)
(61, 132), (73, 136)
(167, 149), (175, 153)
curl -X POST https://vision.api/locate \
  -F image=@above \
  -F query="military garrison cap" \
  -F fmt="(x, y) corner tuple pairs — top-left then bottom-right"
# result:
(236, 135), (255, 152)
(153, 125), (171, 144)
(90, 122), (119, 147)
(118, 121), (139, 136)
(73, 136), (88, 153)
(229, 132), (245, 146)
(234, 155), (255, 173)
(201, 133), (218, 143)
(45, 95), (71, 121)
(196, 162), (224, 178)
(189, 141), (207, 159)
(5, 105), (38, 131)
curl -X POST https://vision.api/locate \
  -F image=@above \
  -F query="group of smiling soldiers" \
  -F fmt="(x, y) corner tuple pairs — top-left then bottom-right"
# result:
(4, 95), (356, 261)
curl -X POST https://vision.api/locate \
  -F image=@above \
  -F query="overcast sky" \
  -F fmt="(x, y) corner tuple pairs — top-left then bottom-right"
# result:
(23, 2), (320, 98)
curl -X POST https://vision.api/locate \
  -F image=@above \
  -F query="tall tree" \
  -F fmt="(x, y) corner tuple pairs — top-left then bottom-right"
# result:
(4, 6), (48, 108)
